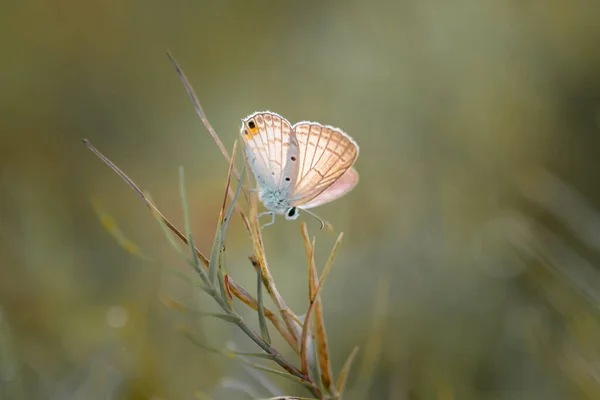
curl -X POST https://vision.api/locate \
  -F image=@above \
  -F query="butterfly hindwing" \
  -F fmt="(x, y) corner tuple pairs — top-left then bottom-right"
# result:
(299, 167), (359, 209)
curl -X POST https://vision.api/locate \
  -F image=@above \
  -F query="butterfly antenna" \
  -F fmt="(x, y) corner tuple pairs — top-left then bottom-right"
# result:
(301, 208), (333, 231)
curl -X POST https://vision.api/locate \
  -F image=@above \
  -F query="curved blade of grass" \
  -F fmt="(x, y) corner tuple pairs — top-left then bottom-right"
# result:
(183, 331), (275, 362)
(212, 140), (240, 305)
(199, 312), (241, 324)
(178, 167), (211, 288)
(318, 233), (344, 294)
(182, 330), (229, 355)
(237, 360), (313, 389)
(189, 233), (212, 289)
(166, 51), (251, 221)
(238, 357), (284, 397)
(247, 198), (302, 344)
(308, 330), (324, 395)
(299, 223), (316, 375)
(167, 53), (235, 174)
(208, 216), (223, 287)
(93, 198), (212, 291)
(256, 262), (271, 345)
(218, 151), (245, 308)
(178, 166), (194, 249)
(298, 228), (327, 396)
(222, 163), (245, 236)
(220, 377), (260, 399)
(218, 253), (233, 309)
(336, 346), (359, 396)
(91, 199), (152, 261)
(352, 276), (390, 399)
(227, 280), (297, 351)
(83, 139), (210, 267)
(220, 140), (238, 223)
(226, 351), (278, 361)
(257, 397), (317, 400)
(300, 222), (334, 391)
(145, 191), (186, 256)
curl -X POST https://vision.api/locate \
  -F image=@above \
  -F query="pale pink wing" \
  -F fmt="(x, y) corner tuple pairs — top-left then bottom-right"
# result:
(289, 121), (359, 207)
(299, 167), (359, 209)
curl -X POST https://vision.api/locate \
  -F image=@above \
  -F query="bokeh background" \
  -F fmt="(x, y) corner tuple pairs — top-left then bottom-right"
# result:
(3, 1), (600, 399)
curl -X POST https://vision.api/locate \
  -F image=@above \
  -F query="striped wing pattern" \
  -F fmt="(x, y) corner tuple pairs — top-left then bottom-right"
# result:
(240, 111), (299, 189)
(289, 122), (359, 207)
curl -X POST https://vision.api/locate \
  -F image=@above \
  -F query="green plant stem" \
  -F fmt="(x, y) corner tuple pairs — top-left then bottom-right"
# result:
(208, 285), (322, 399)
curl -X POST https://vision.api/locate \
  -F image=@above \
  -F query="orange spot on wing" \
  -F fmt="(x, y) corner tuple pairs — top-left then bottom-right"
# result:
(246, 119), (259, 137)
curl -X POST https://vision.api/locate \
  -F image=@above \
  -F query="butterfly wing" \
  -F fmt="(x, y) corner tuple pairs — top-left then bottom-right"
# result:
(289, 121), (359, 207)
(240, 111), (300, 190)
(299, 167), (359, 209)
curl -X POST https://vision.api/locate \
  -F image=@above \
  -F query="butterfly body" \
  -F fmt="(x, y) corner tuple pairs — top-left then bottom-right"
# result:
(258, 185), (295, 216)
(240, 111), (359, 227)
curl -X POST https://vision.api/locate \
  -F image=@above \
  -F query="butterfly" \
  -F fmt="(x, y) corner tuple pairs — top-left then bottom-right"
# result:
(240, 111), (359, 228)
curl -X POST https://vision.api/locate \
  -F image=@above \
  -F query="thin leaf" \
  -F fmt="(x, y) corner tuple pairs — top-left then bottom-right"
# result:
(91, 199), (151, 261)
(166, 52), (252, 235)
(201, 312), (241, 324)
(178, 166), (194, 247)
(300, 223), (335, 392)
(218, 147), (245, 308)
(308, 330), (323, 395)
(222, 163), (246, 236)
(226, 351), (278, 362)
(189, 233), (211, 288)
(316, 232), (344, 300)
(352, 277), (390, 399)
(237, 359), (311, 387)
(256, 397), (317, 400)
(336, 346), (359, 396)
(166, 52), (237, 176)
(178, 167), (211, 286)
(220, 140), (238, 223)
(160, 269), (208, 291)
(220, 377), (260, 399)
(239, 359), (284, 397)
(297, 241), (325, 393)
(256, 262), (272, 345)
(246, 197), (302, 344)
(218, 261), (233, 308)
(299, 223), (315, 375)
(182, 331), (228, 355)
(145, 191), (186, 256)
(227, 280), (297, 351)
(208, 214), (223, 287)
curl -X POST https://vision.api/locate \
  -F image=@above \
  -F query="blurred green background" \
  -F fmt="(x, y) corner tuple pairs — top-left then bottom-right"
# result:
(3, 0), (600, 399)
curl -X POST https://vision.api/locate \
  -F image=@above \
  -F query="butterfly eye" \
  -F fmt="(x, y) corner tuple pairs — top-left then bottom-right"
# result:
(290, 156), (296, 161)
(285, 207), (299, 220)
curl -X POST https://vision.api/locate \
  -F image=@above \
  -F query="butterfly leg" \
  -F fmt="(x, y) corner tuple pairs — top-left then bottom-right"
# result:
(258, 212), (275, 229)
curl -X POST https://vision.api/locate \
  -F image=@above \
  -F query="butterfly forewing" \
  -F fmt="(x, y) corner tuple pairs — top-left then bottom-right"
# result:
(289, 122), (359, 206)
(240, 111), (299, 189)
